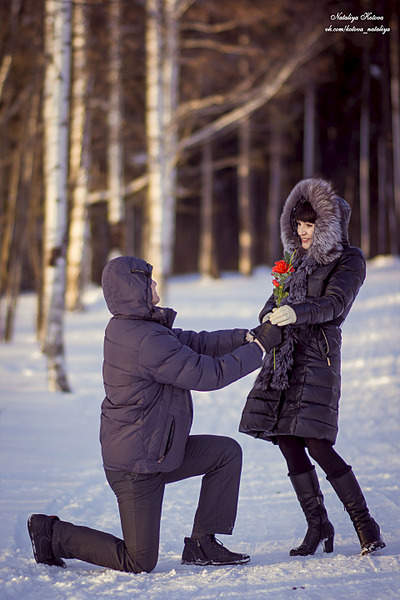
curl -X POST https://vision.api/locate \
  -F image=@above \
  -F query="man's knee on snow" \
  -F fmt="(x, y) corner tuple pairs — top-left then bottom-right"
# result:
(221, 436), (243, 464)
(133, 550), (159, 574)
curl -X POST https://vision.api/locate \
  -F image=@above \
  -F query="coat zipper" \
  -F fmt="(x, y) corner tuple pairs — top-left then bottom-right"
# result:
(321, 328), (331, 366)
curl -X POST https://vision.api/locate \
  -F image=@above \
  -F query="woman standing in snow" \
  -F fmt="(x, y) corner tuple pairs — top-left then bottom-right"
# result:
(240, 178), (385, 557)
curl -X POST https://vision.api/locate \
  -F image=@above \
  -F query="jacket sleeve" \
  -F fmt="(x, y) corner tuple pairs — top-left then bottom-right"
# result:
(138, 327), (263, 391)
(172, 328), (247, 356)
(259, 293), (276, 323)
(292, 249), (366, 325)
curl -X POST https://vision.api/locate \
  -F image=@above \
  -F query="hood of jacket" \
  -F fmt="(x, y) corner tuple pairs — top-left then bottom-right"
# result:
(280, 178), (351, 265)
(102, 255), (161, 320)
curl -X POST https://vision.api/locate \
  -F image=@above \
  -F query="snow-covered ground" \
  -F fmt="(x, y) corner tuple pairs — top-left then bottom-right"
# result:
(0, 256), (399, 600)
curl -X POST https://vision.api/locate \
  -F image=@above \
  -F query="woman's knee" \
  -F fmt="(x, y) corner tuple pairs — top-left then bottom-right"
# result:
(305, 438), (349, 477)
(278, 436), (304, 457)
(278, 436), (312, 475)
(306, 438), (330, 462)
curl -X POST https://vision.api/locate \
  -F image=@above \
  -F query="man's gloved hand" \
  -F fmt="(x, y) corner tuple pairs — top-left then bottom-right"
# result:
(269, 305), (297, 326)
(249, 321), (282, 353)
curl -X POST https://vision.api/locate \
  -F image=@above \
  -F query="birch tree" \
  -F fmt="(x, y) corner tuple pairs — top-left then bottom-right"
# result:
(42, 0), (72, 392)
(238, 116), (253, 275)
(237, 32), (253, 275)
(162, 0), (179, 278)
(145, 0), (180, 297)
(108, 0), (124, 255)
(66, 0), (90, 311)
(146, 0), (165, 288)
(198, 139), (219, 277)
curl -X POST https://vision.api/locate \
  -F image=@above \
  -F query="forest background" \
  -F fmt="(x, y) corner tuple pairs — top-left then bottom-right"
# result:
(0, 0), (399, 391)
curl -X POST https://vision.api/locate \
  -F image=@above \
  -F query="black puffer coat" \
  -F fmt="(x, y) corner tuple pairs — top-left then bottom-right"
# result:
(100, 256), (263, 473)
(239, 179), (366, 444)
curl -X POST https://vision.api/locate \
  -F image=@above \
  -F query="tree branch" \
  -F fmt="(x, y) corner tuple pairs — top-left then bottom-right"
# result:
(0, 55), (12, 102)
(181, 19), (244, 33)
(88, 173), (148, 204)
(179, 26), (330, 152)
(177, 59), (271, 121)
(176, 0), (197, 19)
(181, 38), (262, 56)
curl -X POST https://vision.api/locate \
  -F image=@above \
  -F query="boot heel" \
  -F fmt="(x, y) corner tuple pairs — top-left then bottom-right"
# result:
(324, 535), (334, 553)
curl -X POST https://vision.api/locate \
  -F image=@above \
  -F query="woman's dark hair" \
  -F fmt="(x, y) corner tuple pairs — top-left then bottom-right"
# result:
(293, 200), (317, 224)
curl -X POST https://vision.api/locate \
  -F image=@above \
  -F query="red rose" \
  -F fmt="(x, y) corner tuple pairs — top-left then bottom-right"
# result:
(272, 260), (292, 274)
(269, 250), (296, 369)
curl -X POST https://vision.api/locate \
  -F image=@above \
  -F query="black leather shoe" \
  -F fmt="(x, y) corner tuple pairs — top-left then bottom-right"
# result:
(27, 514), (66, 567)
(182, 534), (250, 566)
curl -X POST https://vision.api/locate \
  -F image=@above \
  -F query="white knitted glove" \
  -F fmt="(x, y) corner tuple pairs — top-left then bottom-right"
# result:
(269, 305), (297, 326)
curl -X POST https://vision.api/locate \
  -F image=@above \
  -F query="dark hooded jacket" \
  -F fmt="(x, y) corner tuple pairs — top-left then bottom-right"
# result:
(239, 178), (366, 444)
(100, 256), (263, 473)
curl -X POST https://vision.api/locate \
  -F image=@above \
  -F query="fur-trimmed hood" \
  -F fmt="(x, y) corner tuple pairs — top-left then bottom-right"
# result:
(280, 178), (351, 265)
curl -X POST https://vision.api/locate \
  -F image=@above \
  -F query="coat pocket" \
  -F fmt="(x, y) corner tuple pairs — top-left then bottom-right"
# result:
(317, 327), (331, 366)
(157, 415), (175, 463)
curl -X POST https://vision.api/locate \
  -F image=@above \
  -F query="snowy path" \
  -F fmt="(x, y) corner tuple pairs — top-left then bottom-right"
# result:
(0, 257), (399, 599)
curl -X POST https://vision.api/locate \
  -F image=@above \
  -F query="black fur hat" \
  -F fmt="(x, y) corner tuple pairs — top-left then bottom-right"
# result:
(280, 178), (351, 265)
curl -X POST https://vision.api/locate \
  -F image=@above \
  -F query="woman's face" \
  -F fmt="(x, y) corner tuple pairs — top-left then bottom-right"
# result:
(151, 279), (160, 305)
(297, 220), (315, 250)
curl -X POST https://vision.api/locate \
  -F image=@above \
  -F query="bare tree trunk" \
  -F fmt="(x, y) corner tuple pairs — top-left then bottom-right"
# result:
(3, 85), (40, 341)
(146, 0), (165, 291)
(108, 0), (124, 254)
(238, 116), (253, 275)
(199, 139), (218, 278)
(237, 31), (253, 276)
(42, 0), (72, 392)
(145, 0), (180, 298)
(0, 128), (23, 340)
(3, 259), (22, 340)
(162, 0), (179, 280)
(66, 0), (90, 311)
(390, 4), (400, 242)
(29, 136), (45, 339)
(267, 110), (283, 263)
(344, 140), (358, 245)
(377, 136), (386, 254)
(0, 0), (22, 102)
(303, 82), (316, 178)
(359, 44), (370, 258)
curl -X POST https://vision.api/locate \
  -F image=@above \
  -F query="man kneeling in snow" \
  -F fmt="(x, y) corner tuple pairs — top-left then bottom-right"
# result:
(28, 256), (281, 573)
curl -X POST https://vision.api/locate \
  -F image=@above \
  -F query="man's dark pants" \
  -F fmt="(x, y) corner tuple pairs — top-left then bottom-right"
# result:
(51, 435), (242, 573)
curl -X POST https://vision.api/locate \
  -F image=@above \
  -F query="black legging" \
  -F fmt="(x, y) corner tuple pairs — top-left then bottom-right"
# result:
(278, 436), (349, 479)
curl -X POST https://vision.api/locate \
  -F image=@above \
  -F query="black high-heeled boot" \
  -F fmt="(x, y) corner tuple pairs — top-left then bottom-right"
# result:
(289, 467), (334, 556)
(327, 468), (385, 555)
